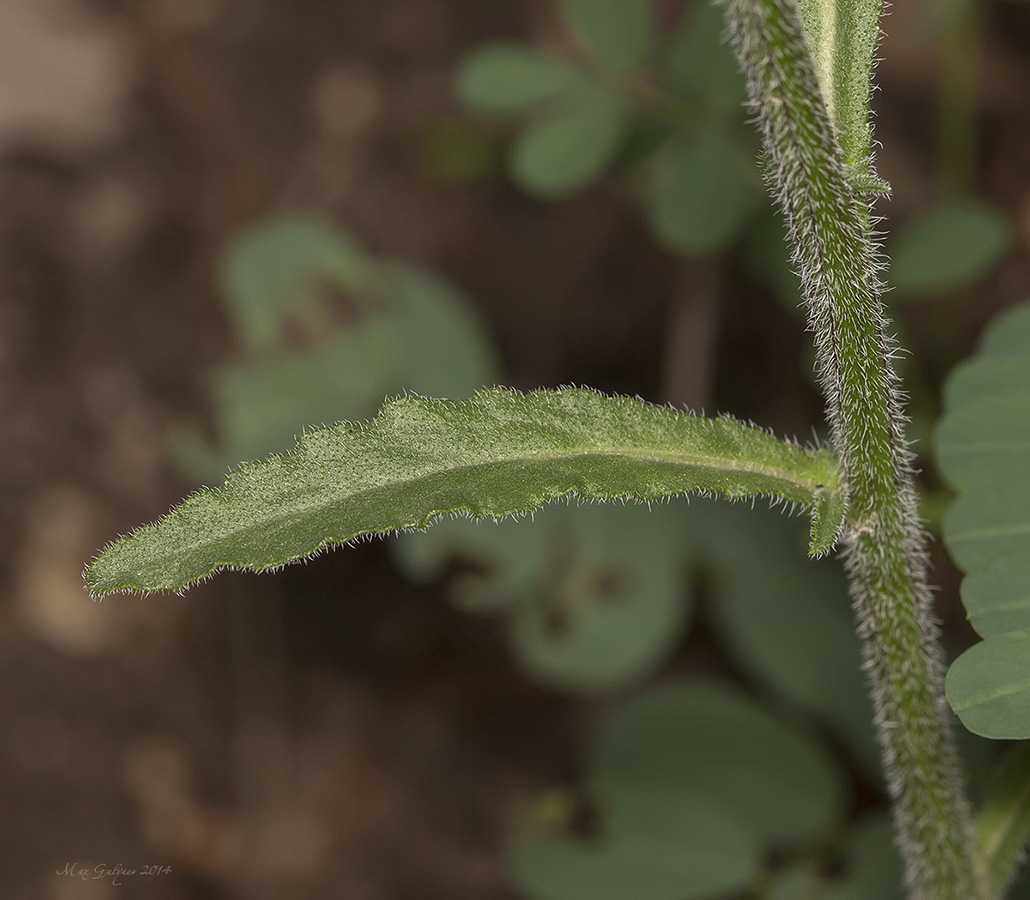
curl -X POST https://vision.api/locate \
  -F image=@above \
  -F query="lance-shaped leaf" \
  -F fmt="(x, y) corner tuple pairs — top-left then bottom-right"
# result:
(795, 0), (885, 184)
(86, 388), (843, 597)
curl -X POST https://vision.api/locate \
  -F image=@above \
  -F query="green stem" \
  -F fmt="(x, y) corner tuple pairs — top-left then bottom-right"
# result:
(721, 0), (987, 897)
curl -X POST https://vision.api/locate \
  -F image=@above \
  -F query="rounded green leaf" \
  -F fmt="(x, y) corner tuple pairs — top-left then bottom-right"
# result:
(395, 503), (693, 693)
(703, 504), (879, 778)
(935, 392), (1030, 492)
(457, 44), (589, 114)
(511, 88), (629, 197)
(946, 631), (1030, 739)
(663, 0), (746, 113)
(937, 303), (1030, 741)
(384, 260), (499, 397)
(943, 479), (1030, 573)
(589, 683), (847, 847)
(889, 200), (1012, 299)
(827, 815), (905, 900)
(509, 823), (750, 900)
(647, 133), (755, 254)
(221, 214), (377, 351)
(560, 0), (654, 72)
(509, 504), (691, 693)
(962, 550), (1030, 638)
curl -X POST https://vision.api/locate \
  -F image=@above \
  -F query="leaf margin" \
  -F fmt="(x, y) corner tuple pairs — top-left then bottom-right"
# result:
(85, 387), (844, 598)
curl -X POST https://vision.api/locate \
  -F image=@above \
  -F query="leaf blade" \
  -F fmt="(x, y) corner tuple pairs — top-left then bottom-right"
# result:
(560, 0), (654, 72)
(86, 387), (843, 596)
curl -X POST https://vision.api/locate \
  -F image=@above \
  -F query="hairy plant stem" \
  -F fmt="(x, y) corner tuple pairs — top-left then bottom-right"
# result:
(721, 0), (987, 897)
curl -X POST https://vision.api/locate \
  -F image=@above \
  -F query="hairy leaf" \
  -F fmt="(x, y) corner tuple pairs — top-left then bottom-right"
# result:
(795, 0), (884, 180)
(946, 633), (1030, 740)
(86, 387), (843, 597)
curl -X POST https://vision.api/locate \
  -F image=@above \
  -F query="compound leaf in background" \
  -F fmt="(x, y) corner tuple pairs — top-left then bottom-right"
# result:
(173, 319), (403, 481)
(646, 131), (755, 254)
(511, 84), (629, 197)
(509, 504), (689, 692)
(935, 303), (1030, 739)
(396, 503), (693, 693)
(509, 822), (748, 900)
(703, 503), (880, 779)
(888, 200), (1012, 299)
(174, 218), (499, 482)
(87, 387), (844, 596)
(664, 0), (746, 114)
(509, 683), (846, 900)
(458, 44), (590, 114)
(827, 814), (905, 900)
(384, 260), (499, 398)
(221, 214), (379, 352)
(397, 503), (693, 692)
(592, 684), (846, 845)
(947, 633), (1030, 740)
(457, 42), (628, 196)
(560, 0), (654, 72)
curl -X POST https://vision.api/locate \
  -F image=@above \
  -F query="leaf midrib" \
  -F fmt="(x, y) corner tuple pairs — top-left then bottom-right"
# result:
(174, 442), (833, 551)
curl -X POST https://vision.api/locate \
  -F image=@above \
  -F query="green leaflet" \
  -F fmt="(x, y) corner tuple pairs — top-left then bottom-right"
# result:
(509, 682), (846, 900)
(888, 200), (1012, 300)
(937, 304), (1030, 739)
(560, 0), (654, 72)
(85, 387), (843, 597)
(936, 302), (1030, 900)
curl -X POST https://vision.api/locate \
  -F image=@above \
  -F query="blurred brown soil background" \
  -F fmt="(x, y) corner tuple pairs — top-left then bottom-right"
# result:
(1, 0), (1029, 898)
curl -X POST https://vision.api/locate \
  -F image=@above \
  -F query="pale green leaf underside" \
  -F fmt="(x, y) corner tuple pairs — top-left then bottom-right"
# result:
(86, 388), (843, 597)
